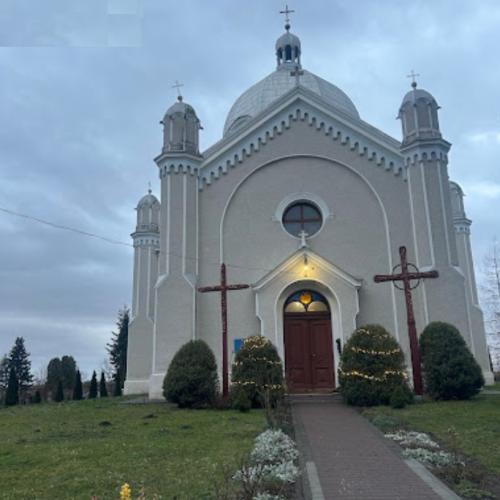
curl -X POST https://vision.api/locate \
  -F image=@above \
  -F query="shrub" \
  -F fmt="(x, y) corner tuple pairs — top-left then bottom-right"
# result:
(163, 340), (218, 408)
(231, 336), (284, 409)
(420, 322), (484, 400)
(32, 390), (42, 404)
(390, 385), (413, 409)
(339, 324), (410, 406)
(231, 386), (252, 412)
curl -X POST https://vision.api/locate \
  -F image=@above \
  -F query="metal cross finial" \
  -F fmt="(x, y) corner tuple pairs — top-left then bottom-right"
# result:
(407, 70), (420, 89)
(172, 80), (184, 100)
(147, 181), (152, 194)
(280, 4), (295, 28)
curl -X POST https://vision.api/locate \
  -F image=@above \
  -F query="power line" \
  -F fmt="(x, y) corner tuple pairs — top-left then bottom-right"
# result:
(0, 205), (295, 275)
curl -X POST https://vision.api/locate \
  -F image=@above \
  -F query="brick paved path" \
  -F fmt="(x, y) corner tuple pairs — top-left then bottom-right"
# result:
(292, 399), (444, 499)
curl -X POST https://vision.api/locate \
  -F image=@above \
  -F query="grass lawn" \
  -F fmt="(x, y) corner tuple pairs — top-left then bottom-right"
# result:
(482, 382), (500, 391)
(364, 393), (500, 475)
(0, 397), (265, 499)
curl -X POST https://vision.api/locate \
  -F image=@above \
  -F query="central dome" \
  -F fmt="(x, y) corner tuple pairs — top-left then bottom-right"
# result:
(223, 26), (359, 137)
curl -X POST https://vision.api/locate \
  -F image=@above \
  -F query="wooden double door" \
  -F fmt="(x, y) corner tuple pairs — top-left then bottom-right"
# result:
(284, 312), (335, 392)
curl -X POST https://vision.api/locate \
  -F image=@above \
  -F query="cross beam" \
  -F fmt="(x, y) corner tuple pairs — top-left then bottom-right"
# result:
(280, 4), (295, 25)
(374, 246), (438, 395)
(198, 263), (249, 397)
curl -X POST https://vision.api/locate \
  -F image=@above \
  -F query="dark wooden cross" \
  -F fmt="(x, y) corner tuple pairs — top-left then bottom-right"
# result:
(374, 246), (438, 395)
(198, 263), (250, 397)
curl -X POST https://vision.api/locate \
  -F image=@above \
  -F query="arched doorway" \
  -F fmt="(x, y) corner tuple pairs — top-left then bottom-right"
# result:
(283, 290), (335, 393)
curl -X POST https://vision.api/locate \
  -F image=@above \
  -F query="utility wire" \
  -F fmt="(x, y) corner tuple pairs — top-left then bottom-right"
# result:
(0, 206), (297, 275)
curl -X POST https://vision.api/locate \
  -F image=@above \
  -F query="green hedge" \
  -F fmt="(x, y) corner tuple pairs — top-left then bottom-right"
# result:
(339, 324), (412, 406)
(420, 322), (484, 400)
(163, 340), (218, 408)
(231, 336), (284, 408)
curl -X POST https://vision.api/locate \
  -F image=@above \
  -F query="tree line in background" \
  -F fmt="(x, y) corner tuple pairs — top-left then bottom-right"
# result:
(0, 307), (129, 406)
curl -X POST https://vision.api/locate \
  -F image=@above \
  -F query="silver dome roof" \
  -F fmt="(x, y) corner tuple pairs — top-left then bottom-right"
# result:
(137, 191), (159, 209)
(401, 87), (438, 107)
(223, 67), (360, 136)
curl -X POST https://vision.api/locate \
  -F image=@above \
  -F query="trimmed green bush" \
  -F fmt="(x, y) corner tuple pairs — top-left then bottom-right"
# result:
(231, 336), (284, 408)
(230, 386), (252, 412)
(420, 322), (484, 400)
(390, 385), (413, 409)
(339, 324), (410, 406)
(163, 340), (218, 408)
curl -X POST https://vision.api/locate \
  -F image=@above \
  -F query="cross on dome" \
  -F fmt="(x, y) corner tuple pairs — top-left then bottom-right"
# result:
(280, 4), (295, 31)
(407, 70), (420, 89)
(171, 80), (184, 101)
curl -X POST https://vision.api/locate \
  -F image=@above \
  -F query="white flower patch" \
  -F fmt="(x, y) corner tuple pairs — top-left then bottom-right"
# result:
(402, 448), (460, 467)
(233, 428), (300, 497)
(384, 431), (439, 449)
(253, 494), (285, 500)
(385, 429), (463, 468)
(251, 429), (299, 465)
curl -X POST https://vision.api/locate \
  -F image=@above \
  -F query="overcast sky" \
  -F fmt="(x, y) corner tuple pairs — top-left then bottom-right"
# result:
(1, 0), (499, 378)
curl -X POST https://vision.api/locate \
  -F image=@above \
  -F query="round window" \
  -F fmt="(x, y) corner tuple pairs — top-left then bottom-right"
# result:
(282, 201), (322, 237)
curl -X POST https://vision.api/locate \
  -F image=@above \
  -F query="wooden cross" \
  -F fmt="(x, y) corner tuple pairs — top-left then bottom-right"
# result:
(291, 65), (304, 86)
(198, 263), (250, 397)
(171, 80), (184, 98)
(407, 70), (420, 88)
(374, 246), (438, 395)
(280, 4), (295, 25)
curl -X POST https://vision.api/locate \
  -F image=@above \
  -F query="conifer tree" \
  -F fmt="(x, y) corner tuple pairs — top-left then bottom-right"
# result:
(0, 355), (9, 401)
(88, 371), (98, 399)
(46, 357), (62, 395)
(107, 307), (129, 390)
(54, 379), (64, 402)
(5, 367), (19, 406)
(73, 370), (83, 401)
(61, 356), (77, 390)
(99, 372), (108, 398)
(8, 337), (33, 394)
(113, 372), (122, 397)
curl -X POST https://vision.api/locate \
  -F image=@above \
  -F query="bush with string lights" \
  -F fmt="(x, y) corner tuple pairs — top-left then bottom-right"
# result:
(231, 335), (284, 409)
(339, 324), (413, 407)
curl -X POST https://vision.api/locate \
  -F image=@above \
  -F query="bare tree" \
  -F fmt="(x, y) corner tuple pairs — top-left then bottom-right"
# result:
(480, 239), (500, 371)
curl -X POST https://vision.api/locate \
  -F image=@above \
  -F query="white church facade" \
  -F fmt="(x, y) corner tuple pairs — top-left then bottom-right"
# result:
(125, 23), (494, 399)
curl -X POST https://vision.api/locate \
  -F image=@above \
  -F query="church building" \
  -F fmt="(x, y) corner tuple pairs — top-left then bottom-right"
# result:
(125, 20), (493, 399)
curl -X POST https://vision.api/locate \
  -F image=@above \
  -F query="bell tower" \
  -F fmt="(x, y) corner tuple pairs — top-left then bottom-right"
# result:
(149, 92), (202, 399)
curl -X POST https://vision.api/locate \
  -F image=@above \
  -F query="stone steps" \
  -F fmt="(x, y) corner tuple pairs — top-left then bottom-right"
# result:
(286, 392), (343, 404)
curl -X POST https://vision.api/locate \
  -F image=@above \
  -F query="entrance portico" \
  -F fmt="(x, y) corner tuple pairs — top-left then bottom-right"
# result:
(252, 249), (361, 390)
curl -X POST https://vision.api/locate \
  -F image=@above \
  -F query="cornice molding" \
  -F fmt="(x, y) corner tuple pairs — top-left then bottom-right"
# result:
(155, 152), (202, 178)
(454, 217), (472, 235)
(401, 140), (451, 167)
(199, 99), (406, 190)
(131, 233), (160, 247)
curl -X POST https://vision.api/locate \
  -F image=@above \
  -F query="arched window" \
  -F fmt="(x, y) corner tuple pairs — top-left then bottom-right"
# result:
(285, 45), (292, 61)
(282, 201), (322, 237)
(284, 290), (329, 313)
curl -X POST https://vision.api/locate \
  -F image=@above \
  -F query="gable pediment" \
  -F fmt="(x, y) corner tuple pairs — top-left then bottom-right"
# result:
(252, 247), (363, 291)
(199, 86), (405, 189)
